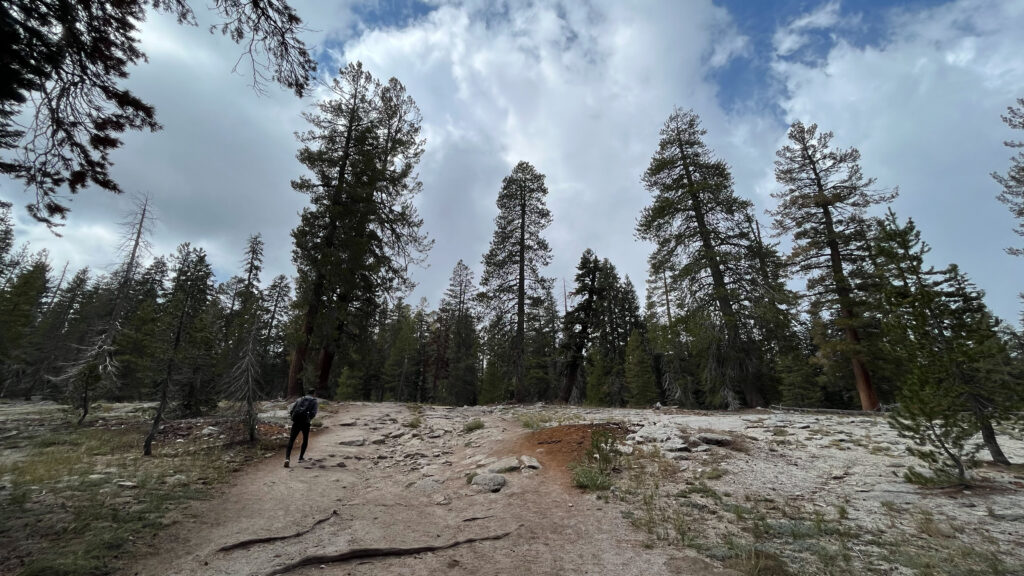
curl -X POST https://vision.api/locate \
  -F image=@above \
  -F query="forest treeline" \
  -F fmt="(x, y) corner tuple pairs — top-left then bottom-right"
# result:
(1, 64), (1023, 473)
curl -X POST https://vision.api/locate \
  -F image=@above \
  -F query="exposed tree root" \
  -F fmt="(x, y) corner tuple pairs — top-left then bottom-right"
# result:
(263, 527), (518, 576)
(217, 510), (338, 552)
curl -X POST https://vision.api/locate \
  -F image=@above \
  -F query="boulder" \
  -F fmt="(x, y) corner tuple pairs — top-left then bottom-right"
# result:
(520, 455), (542, 469)
(662, 438), (691, 452)
(633, 423), (679, 444)
(471, 473), (507, 493)
(487, 457), (521, 473)
(696, 432), (733, 446)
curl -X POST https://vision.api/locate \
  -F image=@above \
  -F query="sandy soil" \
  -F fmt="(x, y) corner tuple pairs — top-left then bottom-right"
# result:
(122, 403), (730, 576)
(121, 403), (1024, 576)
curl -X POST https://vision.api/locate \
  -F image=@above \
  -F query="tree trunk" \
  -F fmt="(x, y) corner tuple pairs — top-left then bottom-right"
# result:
(515, 187), (527, 402)
(145, 277), (191, 455)
(287, 295), (317, 398)
(677, 145), (754, 408)
(976, 409), (1011, 465)
(316, 346), (335, 397)
(286, 103), (358, 397)
(76, 386), (88, 426)
(144, 374), (170, 456)
(662, 271), (673, 328)
(819, 203), (879, 411)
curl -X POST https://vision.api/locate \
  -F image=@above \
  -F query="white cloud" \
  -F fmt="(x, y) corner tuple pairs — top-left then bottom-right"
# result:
(769, 0), (1024, 322)
(772, 0), (841, 57)
(5, 0), (1021, 325)
(338, 0), (752, 305)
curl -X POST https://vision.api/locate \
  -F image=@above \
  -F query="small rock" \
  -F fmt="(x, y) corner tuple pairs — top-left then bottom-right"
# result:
(795, 424), (811, 429)
(520, 455), (542, 470)
(411, 478), (443, 493)
(200, 426), (219, 436)
(165, 475), (187, 485)
(339, 438), (366, 446)
(370, 437), (387, 445)
(427, 430), (444, 439)
(338, 419), (357, 426)
(662, 438), (691, 452)
(335, 462), (347, 468)
(471, 473), (507, 493)
(116, 481), (138, 489)
(696, 432), (733, 446)
(693, 445), (711, 453)
(487, 457), (521, 474)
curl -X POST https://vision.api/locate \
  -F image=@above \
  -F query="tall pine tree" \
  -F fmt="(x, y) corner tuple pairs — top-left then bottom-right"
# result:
(479, 161), (553, 402)
(770, 121), (897, 410)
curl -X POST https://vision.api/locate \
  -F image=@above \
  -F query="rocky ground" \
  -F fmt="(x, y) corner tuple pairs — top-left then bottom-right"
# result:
(116, 402), (1024, 576)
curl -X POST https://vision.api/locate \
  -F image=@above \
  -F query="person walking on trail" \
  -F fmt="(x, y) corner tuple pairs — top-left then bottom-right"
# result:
(285, 390), (318, 468)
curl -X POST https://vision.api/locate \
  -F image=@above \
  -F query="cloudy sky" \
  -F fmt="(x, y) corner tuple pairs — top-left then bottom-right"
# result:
(4, 0), (1024, 323)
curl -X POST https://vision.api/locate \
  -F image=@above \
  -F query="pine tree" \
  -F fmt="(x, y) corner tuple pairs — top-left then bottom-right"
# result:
(1, 0), (315, 225)
(625, 328), (658, 406)
(872, 213), (1020, 471)
(226, 328), (262, 441)
(480, 161), (553, 402)
(524, 286), (560, 402)
(144, 244), (215, 455)
(993, 98), (1024, 258)
(770, 121), (897, 411)
(288, 63), (430, 397)
(561, 249), (601, 404)
(0, 204), (14, 280)
(439, 261), (480, 405)
(260, 274), (292, 395)
(637, 109), (768, 408)
(0, 251), (50, 397)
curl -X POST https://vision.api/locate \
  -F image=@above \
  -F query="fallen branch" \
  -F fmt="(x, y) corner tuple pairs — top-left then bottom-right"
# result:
(264, 528), (518, 576)
(460, 515), (495, 522)
(769, 405), (886, 416)
(218, 510), (338, 552)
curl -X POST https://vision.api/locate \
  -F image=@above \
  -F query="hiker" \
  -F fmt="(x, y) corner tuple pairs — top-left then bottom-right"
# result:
(285, 390), (318, 468)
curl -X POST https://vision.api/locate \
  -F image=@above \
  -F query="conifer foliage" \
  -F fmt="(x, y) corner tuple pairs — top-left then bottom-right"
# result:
(479, 161), (553, 402)
(770, 121), (897, 411)
(287, 62), (431, 398)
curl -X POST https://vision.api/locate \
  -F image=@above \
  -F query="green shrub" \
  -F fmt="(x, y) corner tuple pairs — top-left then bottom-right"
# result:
(571, 464), (612, 491)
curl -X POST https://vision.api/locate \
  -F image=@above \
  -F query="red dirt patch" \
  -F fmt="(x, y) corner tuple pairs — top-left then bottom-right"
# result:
(503, 422), (630, 485)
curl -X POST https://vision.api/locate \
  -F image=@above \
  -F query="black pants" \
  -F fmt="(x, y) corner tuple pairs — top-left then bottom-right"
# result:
(286, 417), (311, 460)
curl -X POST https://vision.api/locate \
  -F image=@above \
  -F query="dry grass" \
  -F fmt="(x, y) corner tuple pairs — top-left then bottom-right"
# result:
(0, 405), (285, 576)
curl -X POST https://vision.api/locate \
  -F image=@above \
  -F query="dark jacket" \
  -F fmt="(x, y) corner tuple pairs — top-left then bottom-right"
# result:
(290, 396), (318, 422)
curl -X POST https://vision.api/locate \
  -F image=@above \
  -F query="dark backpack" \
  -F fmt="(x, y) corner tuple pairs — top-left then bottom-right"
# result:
(291, 397), (316, 422)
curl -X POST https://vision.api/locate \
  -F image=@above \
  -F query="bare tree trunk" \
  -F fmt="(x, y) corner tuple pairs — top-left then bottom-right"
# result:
(144, 374), (170, 456)
(77, 386), (88, 426)
(977, 411), (1011, 465)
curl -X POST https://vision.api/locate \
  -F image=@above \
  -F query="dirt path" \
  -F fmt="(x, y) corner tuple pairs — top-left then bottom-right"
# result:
(123, 403), (722, 576)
